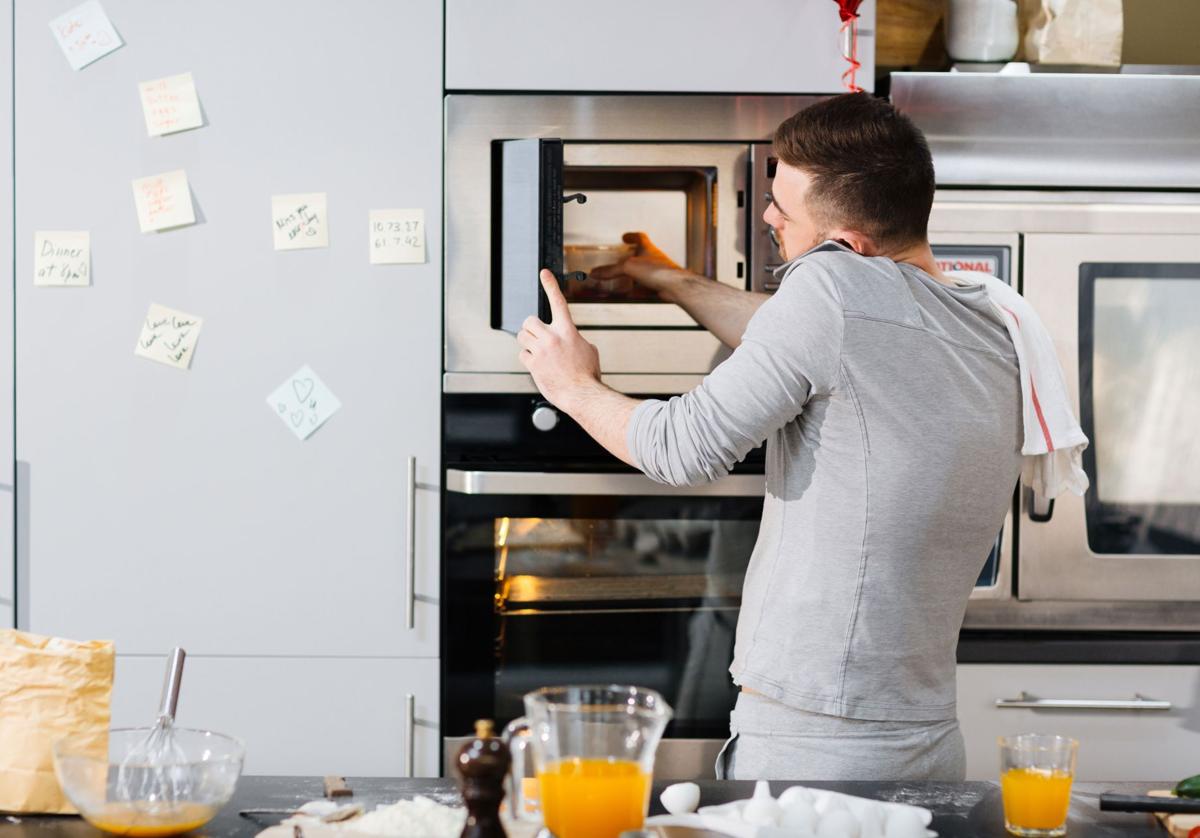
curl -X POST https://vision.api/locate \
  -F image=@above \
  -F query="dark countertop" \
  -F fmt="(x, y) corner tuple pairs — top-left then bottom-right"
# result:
(0, 776), (1170, 838)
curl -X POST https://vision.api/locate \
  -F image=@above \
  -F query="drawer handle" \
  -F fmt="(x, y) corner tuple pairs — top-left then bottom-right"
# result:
(995, 692), (1171, 711)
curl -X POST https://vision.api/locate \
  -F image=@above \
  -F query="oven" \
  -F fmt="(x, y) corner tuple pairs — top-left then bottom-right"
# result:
(440, 393), (1015, 774)
(1019, 232), (1200, 601)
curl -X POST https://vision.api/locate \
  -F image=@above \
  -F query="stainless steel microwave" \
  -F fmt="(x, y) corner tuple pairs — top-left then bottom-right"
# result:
(445, 94), (822, 378)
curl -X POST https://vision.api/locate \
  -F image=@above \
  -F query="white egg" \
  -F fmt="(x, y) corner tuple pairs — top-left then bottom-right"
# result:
(815, 793), (848, 815)
(743, 796), (783, 826)
(858, 806), (885, 838)
(884, 808), (927, 838)
(816, 808), (861, 838)
(780, 798), (819, 832)
(659, 781), (701, 815)
(778, 786), (816, 809)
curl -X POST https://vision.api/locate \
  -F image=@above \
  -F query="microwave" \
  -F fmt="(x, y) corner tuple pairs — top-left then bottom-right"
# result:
(444, 94), (823, 380)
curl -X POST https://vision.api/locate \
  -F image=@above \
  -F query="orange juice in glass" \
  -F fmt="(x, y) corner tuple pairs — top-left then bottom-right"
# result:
(504, 685), (671, 838)
(999, 734), (1078, 837)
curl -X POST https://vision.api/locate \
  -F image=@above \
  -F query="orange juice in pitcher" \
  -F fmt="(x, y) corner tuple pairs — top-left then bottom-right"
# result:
(538, 758), (651, 838)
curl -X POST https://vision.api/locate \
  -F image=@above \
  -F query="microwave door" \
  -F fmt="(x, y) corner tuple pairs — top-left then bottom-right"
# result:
(496, 138), (567, 334)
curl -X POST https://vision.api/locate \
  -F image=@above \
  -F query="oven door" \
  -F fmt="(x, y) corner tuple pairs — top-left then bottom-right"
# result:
(493, 141), (748, 332)
(1020, 233), (1200, 600)
(442, 469), (764, 747)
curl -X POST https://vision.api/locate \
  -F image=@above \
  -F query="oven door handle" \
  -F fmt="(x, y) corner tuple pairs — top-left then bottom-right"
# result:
(444, 469), (765, 497)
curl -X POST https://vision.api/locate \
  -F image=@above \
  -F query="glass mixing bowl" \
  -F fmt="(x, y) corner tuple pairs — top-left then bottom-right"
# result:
(53, 727), (245, 837)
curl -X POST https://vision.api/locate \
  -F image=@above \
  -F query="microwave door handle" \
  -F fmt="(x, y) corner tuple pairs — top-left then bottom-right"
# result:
(444, 469), (765, 498)
(1025, 486), (1055, 523)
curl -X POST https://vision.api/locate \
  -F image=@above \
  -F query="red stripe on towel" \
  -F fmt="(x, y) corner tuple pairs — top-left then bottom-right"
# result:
(1001, 305), (1056, 453)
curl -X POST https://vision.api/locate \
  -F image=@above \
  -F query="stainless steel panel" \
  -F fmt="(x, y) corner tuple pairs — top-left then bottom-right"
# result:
(892, 72), (1200, 189)
(445, 469), (765, 498)
(442, 372), (711, 394)
(445, 95), (819, 376)
(1020, 232), (1200, 602)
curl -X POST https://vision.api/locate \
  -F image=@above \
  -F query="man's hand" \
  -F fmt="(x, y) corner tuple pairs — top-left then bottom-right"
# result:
(517, 270), (602, 411)
(590, 232), (691, 299)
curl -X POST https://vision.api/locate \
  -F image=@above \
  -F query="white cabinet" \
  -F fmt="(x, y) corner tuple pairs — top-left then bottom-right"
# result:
(0, 0), (12, 631)
(14, 0), (443, 657)
(958, 664), (1200, 781)
(446, 0), (875, 94)
(112, 656), (441, 777)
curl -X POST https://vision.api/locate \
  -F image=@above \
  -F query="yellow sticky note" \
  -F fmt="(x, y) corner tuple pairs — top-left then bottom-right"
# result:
(131, 170), (195, 233)
(272, 193), (328, 250)
(34, 231), (90, 287)
(134, 303), (203, 370)
(369, 209), (425, 264)
(138, 72), (203, 136)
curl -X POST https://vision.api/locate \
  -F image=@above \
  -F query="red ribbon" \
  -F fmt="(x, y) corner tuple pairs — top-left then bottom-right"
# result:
(834, 0), (864, 92)
(834, 0), (863, 23)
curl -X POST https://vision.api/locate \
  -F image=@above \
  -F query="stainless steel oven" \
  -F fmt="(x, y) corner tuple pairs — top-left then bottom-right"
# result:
(894, 70), (1200, 630)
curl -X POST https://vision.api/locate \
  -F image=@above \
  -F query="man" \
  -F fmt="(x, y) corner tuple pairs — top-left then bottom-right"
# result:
(516, 93), (1022, 781)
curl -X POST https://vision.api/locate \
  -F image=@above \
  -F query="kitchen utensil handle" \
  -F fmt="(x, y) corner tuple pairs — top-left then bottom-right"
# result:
(404, 693), (415, 778)
(159, 647), (186, 720)
(406, 456), (416, 630)
(444, 469), (765, 497)
(996, 692), (1171, 711)
(502, 718), (536, 822)
(1099, 793), (1200, 814)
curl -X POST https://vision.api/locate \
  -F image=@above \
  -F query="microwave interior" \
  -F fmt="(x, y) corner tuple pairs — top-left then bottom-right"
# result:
(561, 165), (716, 303)
(491, 139), (739, 333)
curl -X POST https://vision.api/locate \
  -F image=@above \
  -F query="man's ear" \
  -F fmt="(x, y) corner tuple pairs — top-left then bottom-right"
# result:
(827, 229), (878, 257)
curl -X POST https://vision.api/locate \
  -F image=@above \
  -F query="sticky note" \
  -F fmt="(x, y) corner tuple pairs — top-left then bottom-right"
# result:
(369, 209), (425, 264)
(139, 72), (203, 136)
(132, 170), (195, 233)
(34, 231), (90, 287)
(267, 365), (342, 440)
(134, 303), (203, 370)
(271, 194), (328, 250)
(49, 1), (123, 71)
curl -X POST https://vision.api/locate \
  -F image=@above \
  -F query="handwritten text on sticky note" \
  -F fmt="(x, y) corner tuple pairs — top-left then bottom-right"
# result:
(272, 193), (328, 250)
(135, 303), (203, 370)
(267, 365), (342, 440)
(132, 170), (195, 233)
(369, 209), (425, 264)
(49, 1), (123, 71)
(34, 231), (90, 287)
(139, 72), (203, 136)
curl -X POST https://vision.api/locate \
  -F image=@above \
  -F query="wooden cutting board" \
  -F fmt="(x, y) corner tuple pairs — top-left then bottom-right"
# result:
(1150, 790), (1200, 837)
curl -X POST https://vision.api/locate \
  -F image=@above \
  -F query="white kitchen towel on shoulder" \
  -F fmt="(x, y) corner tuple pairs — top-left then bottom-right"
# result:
(948, 270), (1090, 499)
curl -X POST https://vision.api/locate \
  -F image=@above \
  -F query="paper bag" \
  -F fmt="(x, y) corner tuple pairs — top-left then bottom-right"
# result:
(1022, 0), (1124, 66)
(0, 629), (114, 814)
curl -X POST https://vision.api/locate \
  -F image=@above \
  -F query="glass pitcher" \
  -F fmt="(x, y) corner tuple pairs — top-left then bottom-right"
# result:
(503, 685), (673, 838)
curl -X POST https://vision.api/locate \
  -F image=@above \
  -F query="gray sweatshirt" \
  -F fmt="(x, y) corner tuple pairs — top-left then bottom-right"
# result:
(627, 246), (1022, 722)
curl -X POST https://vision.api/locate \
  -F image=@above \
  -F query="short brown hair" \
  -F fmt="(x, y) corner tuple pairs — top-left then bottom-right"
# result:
(773, 93), (935, 248)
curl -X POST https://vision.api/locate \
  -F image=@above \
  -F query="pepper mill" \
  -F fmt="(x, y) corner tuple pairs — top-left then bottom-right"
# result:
(456, 718), (511, 838)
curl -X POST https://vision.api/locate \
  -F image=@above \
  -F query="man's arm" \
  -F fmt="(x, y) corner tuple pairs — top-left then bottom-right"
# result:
(516, 271), (643, 467)
(591, 232), (770, 349)
(519, 262), (845, 486)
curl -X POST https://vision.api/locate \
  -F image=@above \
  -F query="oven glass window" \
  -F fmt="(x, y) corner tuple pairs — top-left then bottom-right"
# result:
(1081, 265), (1200, 554)
(561, 166), (716, 303)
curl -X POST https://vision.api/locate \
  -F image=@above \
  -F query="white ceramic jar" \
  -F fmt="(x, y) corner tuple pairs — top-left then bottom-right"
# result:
(946, 0), (1020, 62)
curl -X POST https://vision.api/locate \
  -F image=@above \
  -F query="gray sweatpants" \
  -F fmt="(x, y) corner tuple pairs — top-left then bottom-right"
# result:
(716, 692), (966, 781)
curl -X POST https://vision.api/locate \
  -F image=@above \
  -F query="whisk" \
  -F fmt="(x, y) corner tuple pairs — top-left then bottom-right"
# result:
(115, 648), (192, 807)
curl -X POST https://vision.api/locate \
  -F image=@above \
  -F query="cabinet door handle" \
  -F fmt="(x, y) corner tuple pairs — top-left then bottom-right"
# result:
(404, 692), (415, 777)
(995, 692), (1171, 711)
(406, 456), (416, 630)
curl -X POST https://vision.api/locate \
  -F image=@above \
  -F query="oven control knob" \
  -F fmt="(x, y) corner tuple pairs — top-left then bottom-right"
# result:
(531, 405), (559, 432)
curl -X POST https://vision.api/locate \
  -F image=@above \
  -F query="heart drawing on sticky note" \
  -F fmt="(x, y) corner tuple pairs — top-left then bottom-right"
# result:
(277, 403), (287, 414)
(292, 378), (314, 403)
(290, 409), (304, 428)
